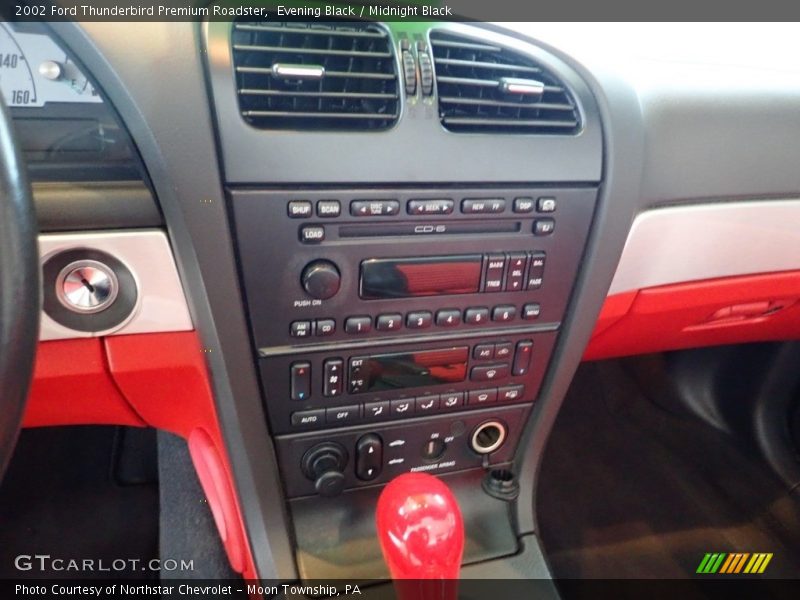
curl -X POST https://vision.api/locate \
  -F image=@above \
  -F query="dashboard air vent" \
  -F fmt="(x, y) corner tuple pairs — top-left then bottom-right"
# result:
(430, 31), (580, 134)
(231, 21), (399, 131)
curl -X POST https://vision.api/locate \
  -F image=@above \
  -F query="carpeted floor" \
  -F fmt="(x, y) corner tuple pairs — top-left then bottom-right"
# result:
(538, 358), (800, 580)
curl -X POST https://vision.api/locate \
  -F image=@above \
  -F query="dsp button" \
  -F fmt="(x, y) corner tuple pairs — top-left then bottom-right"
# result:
(513, 197), (534, 213)
(351, 199), (400, 217)
(407, 199), (454, 215)
(326, 405), (360, 425)
(470, 364), (510, 382)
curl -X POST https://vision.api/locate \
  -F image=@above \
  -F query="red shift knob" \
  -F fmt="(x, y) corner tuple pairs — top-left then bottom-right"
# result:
(376, 473), (464, 593)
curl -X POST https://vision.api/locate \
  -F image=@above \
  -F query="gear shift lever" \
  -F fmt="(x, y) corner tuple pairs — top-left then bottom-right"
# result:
(376, 473), (464, 600)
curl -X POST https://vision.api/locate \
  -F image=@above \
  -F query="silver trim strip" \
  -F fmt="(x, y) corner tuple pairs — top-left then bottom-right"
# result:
(609, 199), (800, 295)
(39, 230), (194, 340)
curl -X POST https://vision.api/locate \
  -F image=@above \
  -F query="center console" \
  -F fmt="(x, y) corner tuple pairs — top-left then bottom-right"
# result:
(231, 186), (596, 498)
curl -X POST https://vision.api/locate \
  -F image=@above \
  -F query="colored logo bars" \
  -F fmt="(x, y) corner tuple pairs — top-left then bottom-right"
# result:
(696, 553), (773, 574)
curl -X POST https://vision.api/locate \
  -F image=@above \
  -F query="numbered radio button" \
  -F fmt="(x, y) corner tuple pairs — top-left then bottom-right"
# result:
(435, 308), (462, 327)
(376, 313), (403, 331)
(406, 311), (433, 329)
(465, 307), (490, 325)
(492, 305), (516, 322)
(345, 316), (372, 334)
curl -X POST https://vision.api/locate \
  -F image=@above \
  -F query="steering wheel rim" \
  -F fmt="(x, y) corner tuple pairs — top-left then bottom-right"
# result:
(0, 96), (39, 481)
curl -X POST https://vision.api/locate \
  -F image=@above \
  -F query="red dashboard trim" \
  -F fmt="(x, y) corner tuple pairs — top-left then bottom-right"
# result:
(585, 270), (800, 360)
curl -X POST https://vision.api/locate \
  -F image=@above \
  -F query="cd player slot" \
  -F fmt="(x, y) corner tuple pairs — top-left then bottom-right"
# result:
(338, 221), (521, 237)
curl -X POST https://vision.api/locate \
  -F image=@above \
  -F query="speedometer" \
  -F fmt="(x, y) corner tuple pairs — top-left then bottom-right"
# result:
(0, 23), (101, 107)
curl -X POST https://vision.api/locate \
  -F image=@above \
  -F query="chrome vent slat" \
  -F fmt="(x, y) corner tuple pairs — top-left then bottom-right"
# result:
(239, 89), (399, 100)
(234, 24), (386, 39)
(434, 58), (541, 74)
(232, 20), (399, 131)
(430, 31), (581, 135)
(443, 116), (579, 128)
(438, 96), (575, 111)
(233, 44), (393, 59)
(236, 66), (396, 80)
(243, 110), (397, 120)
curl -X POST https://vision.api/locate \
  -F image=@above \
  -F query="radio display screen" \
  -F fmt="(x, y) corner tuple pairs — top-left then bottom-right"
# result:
(359, 255), (482, 299)
(350, 347), (469, 393)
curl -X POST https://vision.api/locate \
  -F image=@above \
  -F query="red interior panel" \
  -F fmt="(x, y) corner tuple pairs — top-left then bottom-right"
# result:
(24, 338), (145, 428)
(585, 270), (800, 360)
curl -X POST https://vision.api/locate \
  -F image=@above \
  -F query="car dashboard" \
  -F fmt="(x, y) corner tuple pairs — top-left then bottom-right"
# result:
(8, 18), (800, 584)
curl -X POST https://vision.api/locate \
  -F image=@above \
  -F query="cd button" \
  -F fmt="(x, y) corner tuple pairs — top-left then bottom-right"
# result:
(315, 319), (336, 336)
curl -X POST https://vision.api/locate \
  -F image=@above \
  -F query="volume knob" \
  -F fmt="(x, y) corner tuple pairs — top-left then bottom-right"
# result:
(301, 260), (341, 300)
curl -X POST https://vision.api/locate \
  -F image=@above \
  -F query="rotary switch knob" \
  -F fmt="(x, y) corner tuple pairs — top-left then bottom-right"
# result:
(302, 442), (348, 497)
(301, 259), (341, 300)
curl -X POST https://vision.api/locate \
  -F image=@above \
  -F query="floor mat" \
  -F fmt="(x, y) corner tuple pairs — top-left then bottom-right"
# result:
(0, 426), (159, 579)
(537, 358), (800, 580)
